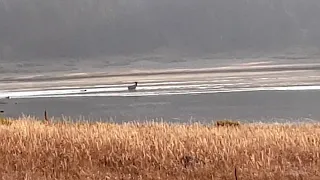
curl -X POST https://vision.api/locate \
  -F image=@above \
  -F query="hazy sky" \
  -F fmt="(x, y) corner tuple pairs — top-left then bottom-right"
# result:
(0, 0), (320, 60)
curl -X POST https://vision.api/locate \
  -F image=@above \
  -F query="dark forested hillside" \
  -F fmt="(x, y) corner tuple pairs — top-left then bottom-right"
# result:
(0, 0), (319, 59)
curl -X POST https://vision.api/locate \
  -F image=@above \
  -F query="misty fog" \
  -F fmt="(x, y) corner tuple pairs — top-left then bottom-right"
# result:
(0, 0), (320, 60)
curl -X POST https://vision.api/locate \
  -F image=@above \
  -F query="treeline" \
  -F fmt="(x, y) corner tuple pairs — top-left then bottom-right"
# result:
(0, 0), (320, 59)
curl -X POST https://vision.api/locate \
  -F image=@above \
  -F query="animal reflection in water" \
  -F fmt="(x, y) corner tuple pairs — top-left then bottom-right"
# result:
(128, 82), (138, 91)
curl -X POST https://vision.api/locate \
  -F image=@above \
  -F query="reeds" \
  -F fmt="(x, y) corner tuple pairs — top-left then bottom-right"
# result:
(0, 117), (320, 179)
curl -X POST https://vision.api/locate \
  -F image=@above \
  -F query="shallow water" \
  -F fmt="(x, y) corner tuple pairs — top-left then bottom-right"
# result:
(1, 58), (320, 123)
(1, 90), (320, 123)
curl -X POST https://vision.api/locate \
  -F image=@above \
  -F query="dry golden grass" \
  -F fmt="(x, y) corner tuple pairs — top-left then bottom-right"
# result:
(0, 117), (320, 180)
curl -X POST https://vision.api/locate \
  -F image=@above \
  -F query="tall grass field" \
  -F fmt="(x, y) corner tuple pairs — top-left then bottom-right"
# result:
(0, 117), (319, 179)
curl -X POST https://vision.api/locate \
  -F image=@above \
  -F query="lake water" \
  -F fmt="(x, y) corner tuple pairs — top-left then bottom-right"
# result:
(1, 57), (320, 123)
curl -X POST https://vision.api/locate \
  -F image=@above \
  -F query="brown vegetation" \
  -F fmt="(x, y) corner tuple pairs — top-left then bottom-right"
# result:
(215, 120), (240, 127)
(0, 118), (320, 179)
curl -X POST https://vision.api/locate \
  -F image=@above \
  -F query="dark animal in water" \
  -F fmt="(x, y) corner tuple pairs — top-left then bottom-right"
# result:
(128, 82), (138, 91)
